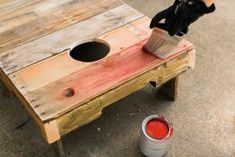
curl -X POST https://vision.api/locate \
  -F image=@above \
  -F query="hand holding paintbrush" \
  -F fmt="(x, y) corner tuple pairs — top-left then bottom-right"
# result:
(144, 0), (216, 58)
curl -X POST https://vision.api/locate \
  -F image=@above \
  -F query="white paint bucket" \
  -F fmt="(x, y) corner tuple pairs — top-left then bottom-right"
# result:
(139, 115), (173, 157)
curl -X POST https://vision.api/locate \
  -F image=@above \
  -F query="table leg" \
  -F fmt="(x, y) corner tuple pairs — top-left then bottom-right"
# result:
(52, 140), (67, 157)
(160, 76), (179, 101)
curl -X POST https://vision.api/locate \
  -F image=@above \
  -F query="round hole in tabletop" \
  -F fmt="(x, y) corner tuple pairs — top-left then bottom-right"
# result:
(69, 40), (110, 62)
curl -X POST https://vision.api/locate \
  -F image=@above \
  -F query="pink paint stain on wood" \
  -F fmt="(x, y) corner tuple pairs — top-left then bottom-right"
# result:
(29, 38), (193, 120)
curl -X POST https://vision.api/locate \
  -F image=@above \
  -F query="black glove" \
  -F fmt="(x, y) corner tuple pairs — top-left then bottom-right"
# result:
(150, 0), (216, 36)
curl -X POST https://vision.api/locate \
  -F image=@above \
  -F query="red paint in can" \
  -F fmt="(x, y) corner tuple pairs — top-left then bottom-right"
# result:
(146, 118), (169, 140)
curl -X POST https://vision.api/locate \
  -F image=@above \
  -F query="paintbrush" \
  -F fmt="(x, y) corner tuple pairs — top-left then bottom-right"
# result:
(143, 28), (182, 59)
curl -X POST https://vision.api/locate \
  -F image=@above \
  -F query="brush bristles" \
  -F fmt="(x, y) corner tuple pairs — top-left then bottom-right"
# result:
(144, 28), (181, 59)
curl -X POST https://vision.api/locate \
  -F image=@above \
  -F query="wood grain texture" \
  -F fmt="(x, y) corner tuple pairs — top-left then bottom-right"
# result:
(0, 0), (122, 54)
(17, 38), (193, 121)
(9, 17), (151, 94)
(0, 0), (39, 14)
(0, 4), (143, 75)
(56, 53), (190, 135)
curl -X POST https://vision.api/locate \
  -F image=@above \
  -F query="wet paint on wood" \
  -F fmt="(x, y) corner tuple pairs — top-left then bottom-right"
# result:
(56, 52), (191, 136)
(14, 38), (193, 121)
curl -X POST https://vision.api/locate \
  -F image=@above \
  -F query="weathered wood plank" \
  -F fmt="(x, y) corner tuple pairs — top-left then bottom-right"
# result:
(0, 0), (39, 15)
(56, 52), (190, 135)
(20, 38), (193, 121)
(0, 4), (143, 75)
(0, 0), (122, 54)
(9, 17), (151, 94)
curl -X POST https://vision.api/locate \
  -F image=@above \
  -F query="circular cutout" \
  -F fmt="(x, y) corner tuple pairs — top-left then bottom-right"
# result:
(70, 41), (110, 62)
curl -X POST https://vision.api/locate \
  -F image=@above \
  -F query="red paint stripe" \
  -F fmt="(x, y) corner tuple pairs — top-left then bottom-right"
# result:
(31, 38), (193, 120)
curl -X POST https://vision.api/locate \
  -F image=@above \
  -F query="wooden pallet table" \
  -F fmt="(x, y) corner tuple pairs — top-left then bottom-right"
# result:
(0, 0), (195, 156)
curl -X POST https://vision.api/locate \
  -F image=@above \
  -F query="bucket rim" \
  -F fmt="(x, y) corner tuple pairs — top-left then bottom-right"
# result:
(142, 115), (173, 142)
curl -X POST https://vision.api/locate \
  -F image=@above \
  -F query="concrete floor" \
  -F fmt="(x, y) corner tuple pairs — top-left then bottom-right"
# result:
(0, 0), (234, 157)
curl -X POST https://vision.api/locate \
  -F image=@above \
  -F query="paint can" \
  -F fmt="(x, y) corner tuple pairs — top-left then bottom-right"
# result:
(139, 115), (173, 157)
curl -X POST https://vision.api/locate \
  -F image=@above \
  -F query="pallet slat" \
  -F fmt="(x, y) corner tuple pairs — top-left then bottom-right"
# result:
(0, 0), (122, 54)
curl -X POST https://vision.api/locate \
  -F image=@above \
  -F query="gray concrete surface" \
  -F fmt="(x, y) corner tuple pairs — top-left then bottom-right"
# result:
(0, 0), (234, 157)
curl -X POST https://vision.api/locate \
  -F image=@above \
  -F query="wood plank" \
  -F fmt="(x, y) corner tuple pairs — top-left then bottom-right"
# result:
(0, 0), (39, 14)
(9, 17), (151, 94)
(0, 0), (122, 54)
(0, 4), (143, 75)
(20, 38), (193, 121)
(56, 52), (190, 135)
